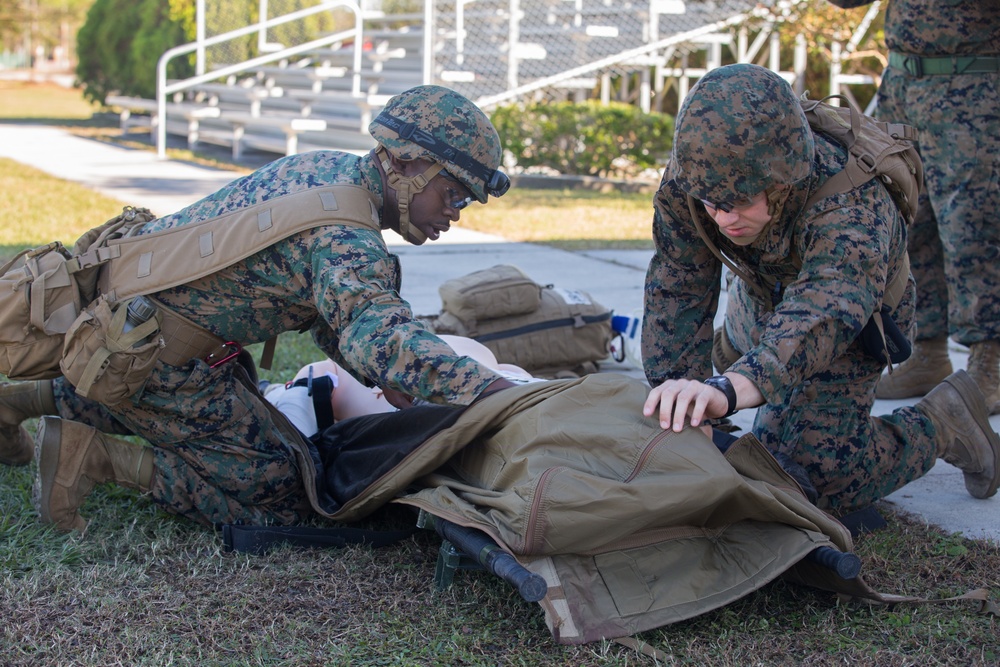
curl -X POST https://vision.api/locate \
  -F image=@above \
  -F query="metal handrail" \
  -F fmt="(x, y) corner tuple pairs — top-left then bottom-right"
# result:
(155, 0), (364, 158)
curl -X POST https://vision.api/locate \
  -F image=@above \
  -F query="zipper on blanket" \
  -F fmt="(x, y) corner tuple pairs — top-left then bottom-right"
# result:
(624, 430), (673, 483)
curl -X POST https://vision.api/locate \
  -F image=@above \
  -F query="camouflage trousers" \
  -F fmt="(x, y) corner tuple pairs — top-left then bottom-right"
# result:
(728, 281), (938, 512)
(51, 354), (312, 527)
(876, 68), (1000, 345)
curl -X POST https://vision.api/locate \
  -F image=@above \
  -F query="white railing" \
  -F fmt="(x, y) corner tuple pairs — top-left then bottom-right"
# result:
(156, 0), (365, 158)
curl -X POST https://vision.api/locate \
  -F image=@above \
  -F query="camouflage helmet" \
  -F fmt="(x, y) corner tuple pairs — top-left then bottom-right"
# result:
(369, 85), (509, 203)
(667, 64), (814, 209)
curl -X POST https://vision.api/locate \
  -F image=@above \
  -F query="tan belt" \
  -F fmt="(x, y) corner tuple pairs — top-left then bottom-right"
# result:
(151, 298), (228, 368)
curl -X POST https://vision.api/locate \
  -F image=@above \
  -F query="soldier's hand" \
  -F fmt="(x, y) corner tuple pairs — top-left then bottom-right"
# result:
(380, 386), (414, 410)
(643, 379), (730, 432)
(473, 377), (517, 402)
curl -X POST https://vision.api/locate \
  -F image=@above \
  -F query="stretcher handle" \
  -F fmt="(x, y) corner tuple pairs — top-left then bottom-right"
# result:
(435, 518), (548, 602)
(807, 546), (862, 579)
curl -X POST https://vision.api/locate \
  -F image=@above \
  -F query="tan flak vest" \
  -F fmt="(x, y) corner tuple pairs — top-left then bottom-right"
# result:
(89, 184), (382, 369)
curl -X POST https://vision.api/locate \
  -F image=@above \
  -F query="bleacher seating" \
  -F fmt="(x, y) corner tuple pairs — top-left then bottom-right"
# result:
(105, 23), (431, 160)
(104, 1), (780, 163)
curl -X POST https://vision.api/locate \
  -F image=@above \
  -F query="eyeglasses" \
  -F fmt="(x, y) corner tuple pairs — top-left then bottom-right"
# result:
(440, 170), (475, 210)
(700, 193), (760, 214)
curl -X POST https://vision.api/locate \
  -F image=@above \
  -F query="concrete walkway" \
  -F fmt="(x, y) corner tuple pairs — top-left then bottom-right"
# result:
(1, 123), (996, 544)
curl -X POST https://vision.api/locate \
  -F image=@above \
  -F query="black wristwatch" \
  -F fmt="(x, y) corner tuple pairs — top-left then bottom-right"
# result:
(703, 375), (738, 418)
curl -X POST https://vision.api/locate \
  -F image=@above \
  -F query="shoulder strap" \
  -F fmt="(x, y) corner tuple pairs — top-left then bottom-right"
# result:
(801, 95), (920, 217)
(96, 184), (381, 302)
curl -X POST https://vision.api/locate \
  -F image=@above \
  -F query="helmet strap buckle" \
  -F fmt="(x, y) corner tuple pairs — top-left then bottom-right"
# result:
(378, 146), (446, 244)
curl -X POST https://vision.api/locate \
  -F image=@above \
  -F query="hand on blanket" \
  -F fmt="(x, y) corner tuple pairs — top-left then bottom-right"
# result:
(643, 374), (763, 432)
(473, 377), (518, 402)
(379, 386), (414, 410)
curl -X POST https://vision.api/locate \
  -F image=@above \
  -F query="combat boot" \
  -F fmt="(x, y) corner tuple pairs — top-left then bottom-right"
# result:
(0, 380), (56, 466)
(916, 370), (1000, 499)
(875, 336), (953, 400)
(966, 340), (1000, 416)
(33, 417), (153, 533)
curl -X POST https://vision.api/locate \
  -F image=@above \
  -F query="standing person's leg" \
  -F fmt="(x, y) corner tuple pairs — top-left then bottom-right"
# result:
(911, 72), (1000, 412)
(874, 71), (952, 399)
(36, 360), (312, 531)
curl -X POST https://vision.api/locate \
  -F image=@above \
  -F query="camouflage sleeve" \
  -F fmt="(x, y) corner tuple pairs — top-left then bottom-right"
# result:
(726, 181), (900, 403)
(879, 0), (1000, 56)
(309, 228), (503, 406)
(641, 176), (723, 386)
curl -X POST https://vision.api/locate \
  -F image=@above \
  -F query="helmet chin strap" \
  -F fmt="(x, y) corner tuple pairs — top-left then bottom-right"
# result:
(378, 146), (444, 244)
(766, 186), (791, 221)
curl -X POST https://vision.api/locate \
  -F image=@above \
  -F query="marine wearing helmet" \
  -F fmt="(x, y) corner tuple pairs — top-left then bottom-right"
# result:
(667, 64), (814, 245)
(369, 85), (510, 243)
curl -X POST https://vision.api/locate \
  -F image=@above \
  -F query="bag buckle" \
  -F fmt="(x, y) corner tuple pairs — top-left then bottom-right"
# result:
(205, 341), (242, 368)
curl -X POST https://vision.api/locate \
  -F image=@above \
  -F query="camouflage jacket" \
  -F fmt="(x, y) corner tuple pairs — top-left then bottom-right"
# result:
(827, 0), (1000, 56)
(136, 150), (502, 406)
(642, 131), (909, 404)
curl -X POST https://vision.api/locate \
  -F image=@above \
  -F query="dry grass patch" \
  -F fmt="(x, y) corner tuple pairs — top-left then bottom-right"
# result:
(460, 187), (656, 250)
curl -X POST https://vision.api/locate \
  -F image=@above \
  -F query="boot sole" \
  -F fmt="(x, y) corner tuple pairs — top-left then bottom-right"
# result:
(30, 416), (87, 531)
(945, 370), (1000, 499)
(32, 417), (61, 525)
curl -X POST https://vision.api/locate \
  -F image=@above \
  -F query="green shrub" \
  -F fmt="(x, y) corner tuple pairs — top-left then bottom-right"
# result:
(491, 101), (674, 178)
(76, 0), (193, 105)
(76, 0), (356, 107)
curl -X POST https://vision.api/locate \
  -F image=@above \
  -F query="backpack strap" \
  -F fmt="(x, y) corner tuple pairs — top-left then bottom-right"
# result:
(85, 185), (380, 370)
(801, 95), (919, 215)
(97, 184), (381, 302)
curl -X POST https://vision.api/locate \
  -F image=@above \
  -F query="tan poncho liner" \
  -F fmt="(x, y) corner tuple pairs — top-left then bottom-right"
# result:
(302, 374), (882, 645)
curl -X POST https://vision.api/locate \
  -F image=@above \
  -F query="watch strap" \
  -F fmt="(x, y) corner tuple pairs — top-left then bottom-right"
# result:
(704, 375), (738, 418)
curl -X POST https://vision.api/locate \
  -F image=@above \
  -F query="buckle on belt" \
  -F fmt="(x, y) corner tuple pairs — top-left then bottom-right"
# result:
(205, 341), (242, 368)
(903, 55), (923, 77)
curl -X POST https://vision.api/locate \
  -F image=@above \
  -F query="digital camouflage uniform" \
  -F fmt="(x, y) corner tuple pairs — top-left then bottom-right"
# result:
(829, 0), (1000, 345)
(642, 65), (939, 512)
(48, 149), (504, 527)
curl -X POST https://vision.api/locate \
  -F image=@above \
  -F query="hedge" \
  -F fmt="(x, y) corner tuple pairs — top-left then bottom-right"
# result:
(491, 100), (673, 178)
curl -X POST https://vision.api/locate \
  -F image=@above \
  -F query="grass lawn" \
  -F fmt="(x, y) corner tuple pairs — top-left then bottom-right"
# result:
(1, 82), (998, 666)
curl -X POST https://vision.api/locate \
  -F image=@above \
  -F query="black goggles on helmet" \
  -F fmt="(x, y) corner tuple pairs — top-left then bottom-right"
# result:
(374, 111), (511, 198)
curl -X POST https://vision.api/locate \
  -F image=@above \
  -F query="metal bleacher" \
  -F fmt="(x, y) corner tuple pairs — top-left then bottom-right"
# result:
(105, 0), (833, 164)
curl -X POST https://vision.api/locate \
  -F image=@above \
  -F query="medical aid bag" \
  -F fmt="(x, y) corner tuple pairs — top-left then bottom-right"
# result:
(427, 265), (614, 377)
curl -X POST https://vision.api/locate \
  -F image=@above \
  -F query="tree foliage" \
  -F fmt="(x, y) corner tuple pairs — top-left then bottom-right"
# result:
(73, 0), (349, 106)
(75, 0), (192, 104)
(492, 101), (673, 178)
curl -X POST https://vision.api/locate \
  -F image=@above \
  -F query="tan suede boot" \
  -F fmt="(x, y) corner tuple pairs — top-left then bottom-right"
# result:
(0, 380), (56, 467)
(875, 336), (953, 400)
(33, 417), (153, 533)
(916, 370), (1000, 499)
(966, 340), (1000, 416)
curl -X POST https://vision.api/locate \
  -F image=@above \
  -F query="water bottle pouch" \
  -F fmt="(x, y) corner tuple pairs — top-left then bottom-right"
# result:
(60, 295), (163, 404)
